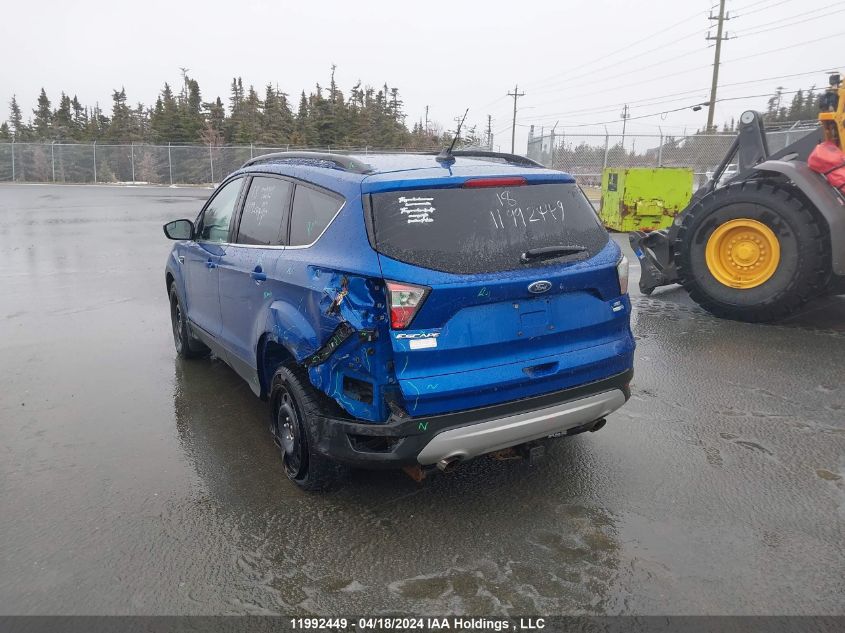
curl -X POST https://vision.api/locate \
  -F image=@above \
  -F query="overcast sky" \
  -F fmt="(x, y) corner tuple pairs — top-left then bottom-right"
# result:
(1, 0), (842, 150)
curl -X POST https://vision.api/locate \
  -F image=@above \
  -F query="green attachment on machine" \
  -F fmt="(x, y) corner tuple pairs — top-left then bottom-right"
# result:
(599, 167), (693, 232)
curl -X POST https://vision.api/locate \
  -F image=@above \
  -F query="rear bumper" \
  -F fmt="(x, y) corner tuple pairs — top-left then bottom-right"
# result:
(306, 369), (633, 469)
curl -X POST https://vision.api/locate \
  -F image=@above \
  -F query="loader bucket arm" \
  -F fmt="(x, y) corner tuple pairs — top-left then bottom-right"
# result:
(628, 111), (817, 295)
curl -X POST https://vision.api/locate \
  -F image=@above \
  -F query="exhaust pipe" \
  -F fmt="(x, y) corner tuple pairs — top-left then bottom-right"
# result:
(589, 418), (607, 433)
(437, 456), (462, 473)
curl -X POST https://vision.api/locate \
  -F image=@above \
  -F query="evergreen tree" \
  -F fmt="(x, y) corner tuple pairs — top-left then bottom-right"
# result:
(9, 95), (26, 139)
(788, 89), (804, 120)
(150, 83), (181, 142)
(225, 77), (246, 142)
(5, 68), (423, 150)
(260, 84), (293, 145)
(291, 90), (311, 145)
(107, 88), (133, 140)
(54, 93), (74, 139)
(180, 78), (204, 141)
(70, 96), (87, 139)
(33, 88), (53, 139)
(202, 96), (226, 144)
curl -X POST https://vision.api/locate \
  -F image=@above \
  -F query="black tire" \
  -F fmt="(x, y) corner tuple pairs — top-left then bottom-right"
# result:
(674, 181), (829, 322)
(169, 283), (209, 358)
(269, 365), (345, 491)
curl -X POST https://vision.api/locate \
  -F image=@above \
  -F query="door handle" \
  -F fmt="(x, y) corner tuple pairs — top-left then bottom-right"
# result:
(251, 266), (267, 282)
(206, 259), (217, 269)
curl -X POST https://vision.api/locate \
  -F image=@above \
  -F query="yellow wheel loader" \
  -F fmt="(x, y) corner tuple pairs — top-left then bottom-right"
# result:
(630, 73), (845, 322)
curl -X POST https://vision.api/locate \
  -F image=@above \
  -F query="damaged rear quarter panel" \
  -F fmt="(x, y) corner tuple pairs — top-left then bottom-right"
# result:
(258, 178), (396, 423)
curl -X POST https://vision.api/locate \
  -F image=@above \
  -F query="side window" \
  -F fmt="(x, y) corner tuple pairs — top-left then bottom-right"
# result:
(289, 184), (344, 246)
(198, 178), (242, 243)
(236, 177), (292, 246)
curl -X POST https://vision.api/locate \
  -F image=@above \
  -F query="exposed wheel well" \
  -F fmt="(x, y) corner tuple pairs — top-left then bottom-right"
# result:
(165, 271), (175, 296)
(258, 335), (295, 400)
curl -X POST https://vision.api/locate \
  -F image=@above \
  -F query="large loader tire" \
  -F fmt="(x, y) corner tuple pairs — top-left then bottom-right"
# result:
(674, 181), (829, 322)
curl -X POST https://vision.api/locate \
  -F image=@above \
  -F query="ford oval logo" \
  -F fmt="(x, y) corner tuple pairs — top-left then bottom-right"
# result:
(528, 280), (552, 294)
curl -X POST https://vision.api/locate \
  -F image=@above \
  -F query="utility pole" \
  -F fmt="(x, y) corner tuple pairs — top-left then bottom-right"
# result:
(706, 0), (730, 131)
(424, 105), (429, 133)
(620, 104), (630, 150)
(508, 84), (525, 154)
(486, 114), (493, 149)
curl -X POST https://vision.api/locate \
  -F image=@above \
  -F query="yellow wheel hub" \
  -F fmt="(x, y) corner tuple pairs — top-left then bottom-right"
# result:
(705, 219), (781, 289)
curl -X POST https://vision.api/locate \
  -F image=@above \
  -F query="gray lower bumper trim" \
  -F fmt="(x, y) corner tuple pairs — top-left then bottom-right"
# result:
(416, 389), (626, 465)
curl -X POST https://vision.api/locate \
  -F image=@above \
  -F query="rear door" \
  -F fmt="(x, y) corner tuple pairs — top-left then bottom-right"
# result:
(218, 175), (292, 373)
(369, 178), (632, 416)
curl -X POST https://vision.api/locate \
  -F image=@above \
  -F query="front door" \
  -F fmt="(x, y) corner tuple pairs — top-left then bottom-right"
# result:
(184, 177), (244, 338)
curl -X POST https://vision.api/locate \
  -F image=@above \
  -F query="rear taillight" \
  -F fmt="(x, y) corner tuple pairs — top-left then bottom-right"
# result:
(385, 280), (430, 329)
(616, 256), (629, 295)
(463, 177), (527, 188)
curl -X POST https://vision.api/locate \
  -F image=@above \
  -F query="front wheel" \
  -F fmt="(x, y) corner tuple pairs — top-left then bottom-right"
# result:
(269, 365), (345, 491)
(674, 182), (829, 322)
(169, 283), (209, 358)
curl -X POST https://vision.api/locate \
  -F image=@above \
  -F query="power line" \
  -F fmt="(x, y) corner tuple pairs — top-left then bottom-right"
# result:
(734, 2), (838, 32)
(734, 5), (845, 37)
(529, 29), (708, 97)
(536, 89), (807, 130)
(528, 46), (708, 106)
(525, 0), (834, 104)
(732, 0), (800, 18)
(724, 30), (845, 64)
(522, 7), (708, 90)
(517, 67), (837, 126)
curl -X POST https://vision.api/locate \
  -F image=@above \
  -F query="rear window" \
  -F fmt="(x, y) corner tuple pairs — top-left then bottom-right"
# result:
(370, 183), (608, 274)
(289, 185), (344, 246)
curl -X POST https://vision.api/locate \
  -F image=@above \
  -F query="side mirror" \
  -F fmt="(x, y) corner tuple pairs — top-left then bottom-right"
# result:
(163, 219), (194, 240)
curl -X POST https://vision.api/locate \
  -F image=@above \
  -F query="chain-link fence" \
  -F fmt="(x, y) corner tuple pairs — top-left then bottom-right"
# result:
(0, 125), (822, 188)
(526, 122), (820, 189)
(0, 142), (426, 186)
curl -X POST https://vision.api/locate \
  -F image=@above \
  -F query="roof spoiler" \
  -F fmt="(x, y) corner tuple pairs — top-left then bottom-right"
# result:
(431, 150), (544, 168)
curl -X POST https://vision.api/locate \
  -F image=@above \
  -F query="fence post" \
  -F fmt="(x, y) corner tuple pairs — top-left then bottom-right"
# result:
(10, 140), (15, 182)
(658, 127), (664, 168)
(602, 127), (610, 171)
(93, 141), (97, 183)
(168, 143), (173, 186)
(51, 141), (56, 182)
(131, 142), (135, 184)
(249, 143), (254, 159)
(209, 145), (214, 183)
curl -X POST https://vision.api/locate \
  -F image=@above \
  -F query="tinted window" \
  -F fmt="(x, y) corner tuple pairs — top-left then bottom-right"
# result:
(236, 177), (292, 246)
(289, 185), (343, 246)
(199, 178), (242, 243)
(370, 183), (608, 274)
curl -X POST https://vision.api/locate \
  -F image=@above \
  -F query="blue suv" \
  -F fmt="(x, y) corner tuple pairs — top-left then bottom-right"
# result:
(163, 151), (634, 490)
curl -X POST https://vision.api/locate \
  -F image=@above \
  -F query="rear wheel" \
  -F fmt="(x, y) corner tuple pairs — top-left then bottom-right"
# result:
(674, 181), (829, 322)
(269, 365), (344, 491)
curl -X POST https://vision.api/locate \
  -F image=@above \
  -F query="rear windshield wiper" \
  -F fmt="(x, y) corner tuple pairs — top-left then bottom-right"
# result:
(521, 245), (587, 264)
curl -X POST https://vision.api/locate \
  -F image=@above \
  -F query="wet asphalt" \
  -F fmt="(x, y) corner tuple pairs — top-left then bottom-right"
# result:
(0, 183), (843, 616)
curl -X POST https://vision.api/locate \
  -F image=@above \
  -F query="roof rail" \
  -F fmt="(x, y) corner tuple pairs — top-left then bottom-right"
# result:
(433, 150), (544, 168)
(241, 151), (374, 174)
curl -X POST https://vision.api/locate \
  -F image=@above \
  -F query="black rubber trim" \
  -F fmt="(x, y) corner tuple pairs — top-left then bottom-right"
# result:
(305, 368), (633, 468)
(303, 322), (355, 368)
